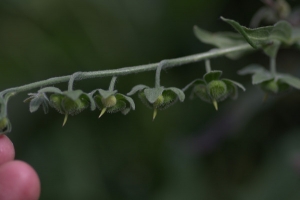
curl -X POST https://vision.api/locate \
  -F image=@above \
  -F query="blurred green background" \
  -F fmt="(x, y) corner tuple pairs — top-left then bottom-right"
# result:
(1, 0), (300, 199)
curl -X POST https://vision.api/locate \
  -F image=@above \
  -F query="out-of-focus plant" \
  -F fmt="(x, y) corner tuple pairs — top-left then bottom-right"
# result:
(0, 0), (300, 135)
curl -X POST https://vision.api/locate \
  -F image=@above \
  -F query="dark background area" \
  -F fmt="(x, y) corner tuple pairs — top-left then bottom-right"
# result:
(1, 0), (300, 199)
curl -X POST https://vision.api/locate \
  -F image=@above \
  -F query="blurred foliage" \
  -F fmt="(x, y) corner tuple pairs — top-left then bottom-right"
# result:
(1, 0), (300, 199)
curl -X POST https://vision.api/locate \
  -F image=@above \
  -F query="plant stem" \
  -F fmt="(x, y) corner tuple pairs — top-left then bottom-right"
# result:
(270, 56), (277, 78)
(155, 61), (166, 88)
(68, 72), (82, 91)
(0, 44), (253, 97)
(205, 59), (211, 73)
(108, 76), (118, 91)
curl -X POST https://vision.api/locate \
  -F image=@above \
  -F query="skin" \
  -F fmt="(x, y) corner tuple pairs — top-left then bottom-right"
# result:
(0, 135), (40, 200)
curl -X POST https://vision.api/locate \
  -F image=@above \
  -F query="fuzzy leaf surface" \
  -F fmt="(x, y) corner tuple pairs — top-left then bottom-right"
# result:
(194, 26), (247, 59)
(278, 74), (300, 89)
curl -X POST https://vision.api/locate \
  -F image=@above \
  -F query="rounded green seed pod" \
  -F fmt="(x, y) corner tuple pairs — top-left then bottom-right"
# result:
(207, 80), (228, 102)
(101, 95), (117, 108)
(0, 117), (11, 133)
(50, 94), (64, 114)
(153, 95), (164, 109)
(62, 95), (89, 115)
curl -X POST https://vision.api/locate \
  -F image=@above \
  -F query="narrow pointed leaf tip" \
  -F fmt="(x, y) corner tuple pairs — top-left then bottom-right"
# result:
(221, 17), (293, 57)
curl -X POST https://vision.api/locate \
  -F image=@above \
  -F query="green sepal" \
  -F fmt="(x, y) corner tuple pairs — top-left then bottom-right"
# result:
(28, 93), (49, 114)
(107, 100), (126, 113)
(138, 91), (152, 108)
(165, 87), (185, 102)
(144, 87), (164, 104)
(203, 71), (222, 84)
(191, 83), (211, 103)
(115, 93), (135, 111)
(50, 94), (65, 114)
(62, 95), (89, 116)
(94, 92), (135, 116)
(0, 117), (11, 134)
(193, 26), (247, 59)
(157, 89), (179, 110)
(127, 85), (149, 96)
(97, 89), (117, 99)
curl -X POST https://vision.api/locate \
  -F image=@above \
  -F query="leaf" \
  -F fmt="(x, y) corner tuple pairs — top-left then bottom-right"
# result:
(127, 85), (149, 96)
(144, 87), (164, 104)
(166, 87), (185, 102)
(252, 71), (273, 84)
(238, 64), (266, 75)
(203, 71), (222, 83)
(278, 74), (300, 89)
(193, 26), (247, 59)
(221, 17), (292, 57)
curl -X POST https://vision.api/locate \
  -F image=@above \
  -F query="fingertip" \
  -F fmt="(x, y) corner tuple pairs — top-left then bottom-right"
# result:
(0, 160), (40, 200)
(0, 135), (15, 165)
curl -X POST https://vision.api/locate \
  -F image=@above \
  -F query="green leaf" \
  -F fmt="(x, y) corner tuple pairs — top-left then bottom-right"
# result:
(166, 87), (185, 102)
(203, 71), (222, 83)
(127, 85), (149, 96)
(238, 64), (266, 75)
(252, 71), (273, 84)
(144, 87), (164, 103)
(193, 26), (247, 59)
(278, 74), (300, 89)
(221, 17), (292, 57)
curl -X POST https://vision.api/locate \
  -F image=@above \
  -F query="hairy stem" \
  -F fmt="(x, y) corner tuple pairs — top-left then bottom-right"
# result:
(0, 44), (253, 97)
(108, 76), (118, 91)
(155, 61), (167, 88)
(205, 59), (211, 73)
(68, 72), (83, 91)
(270, 56), (277, 78)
